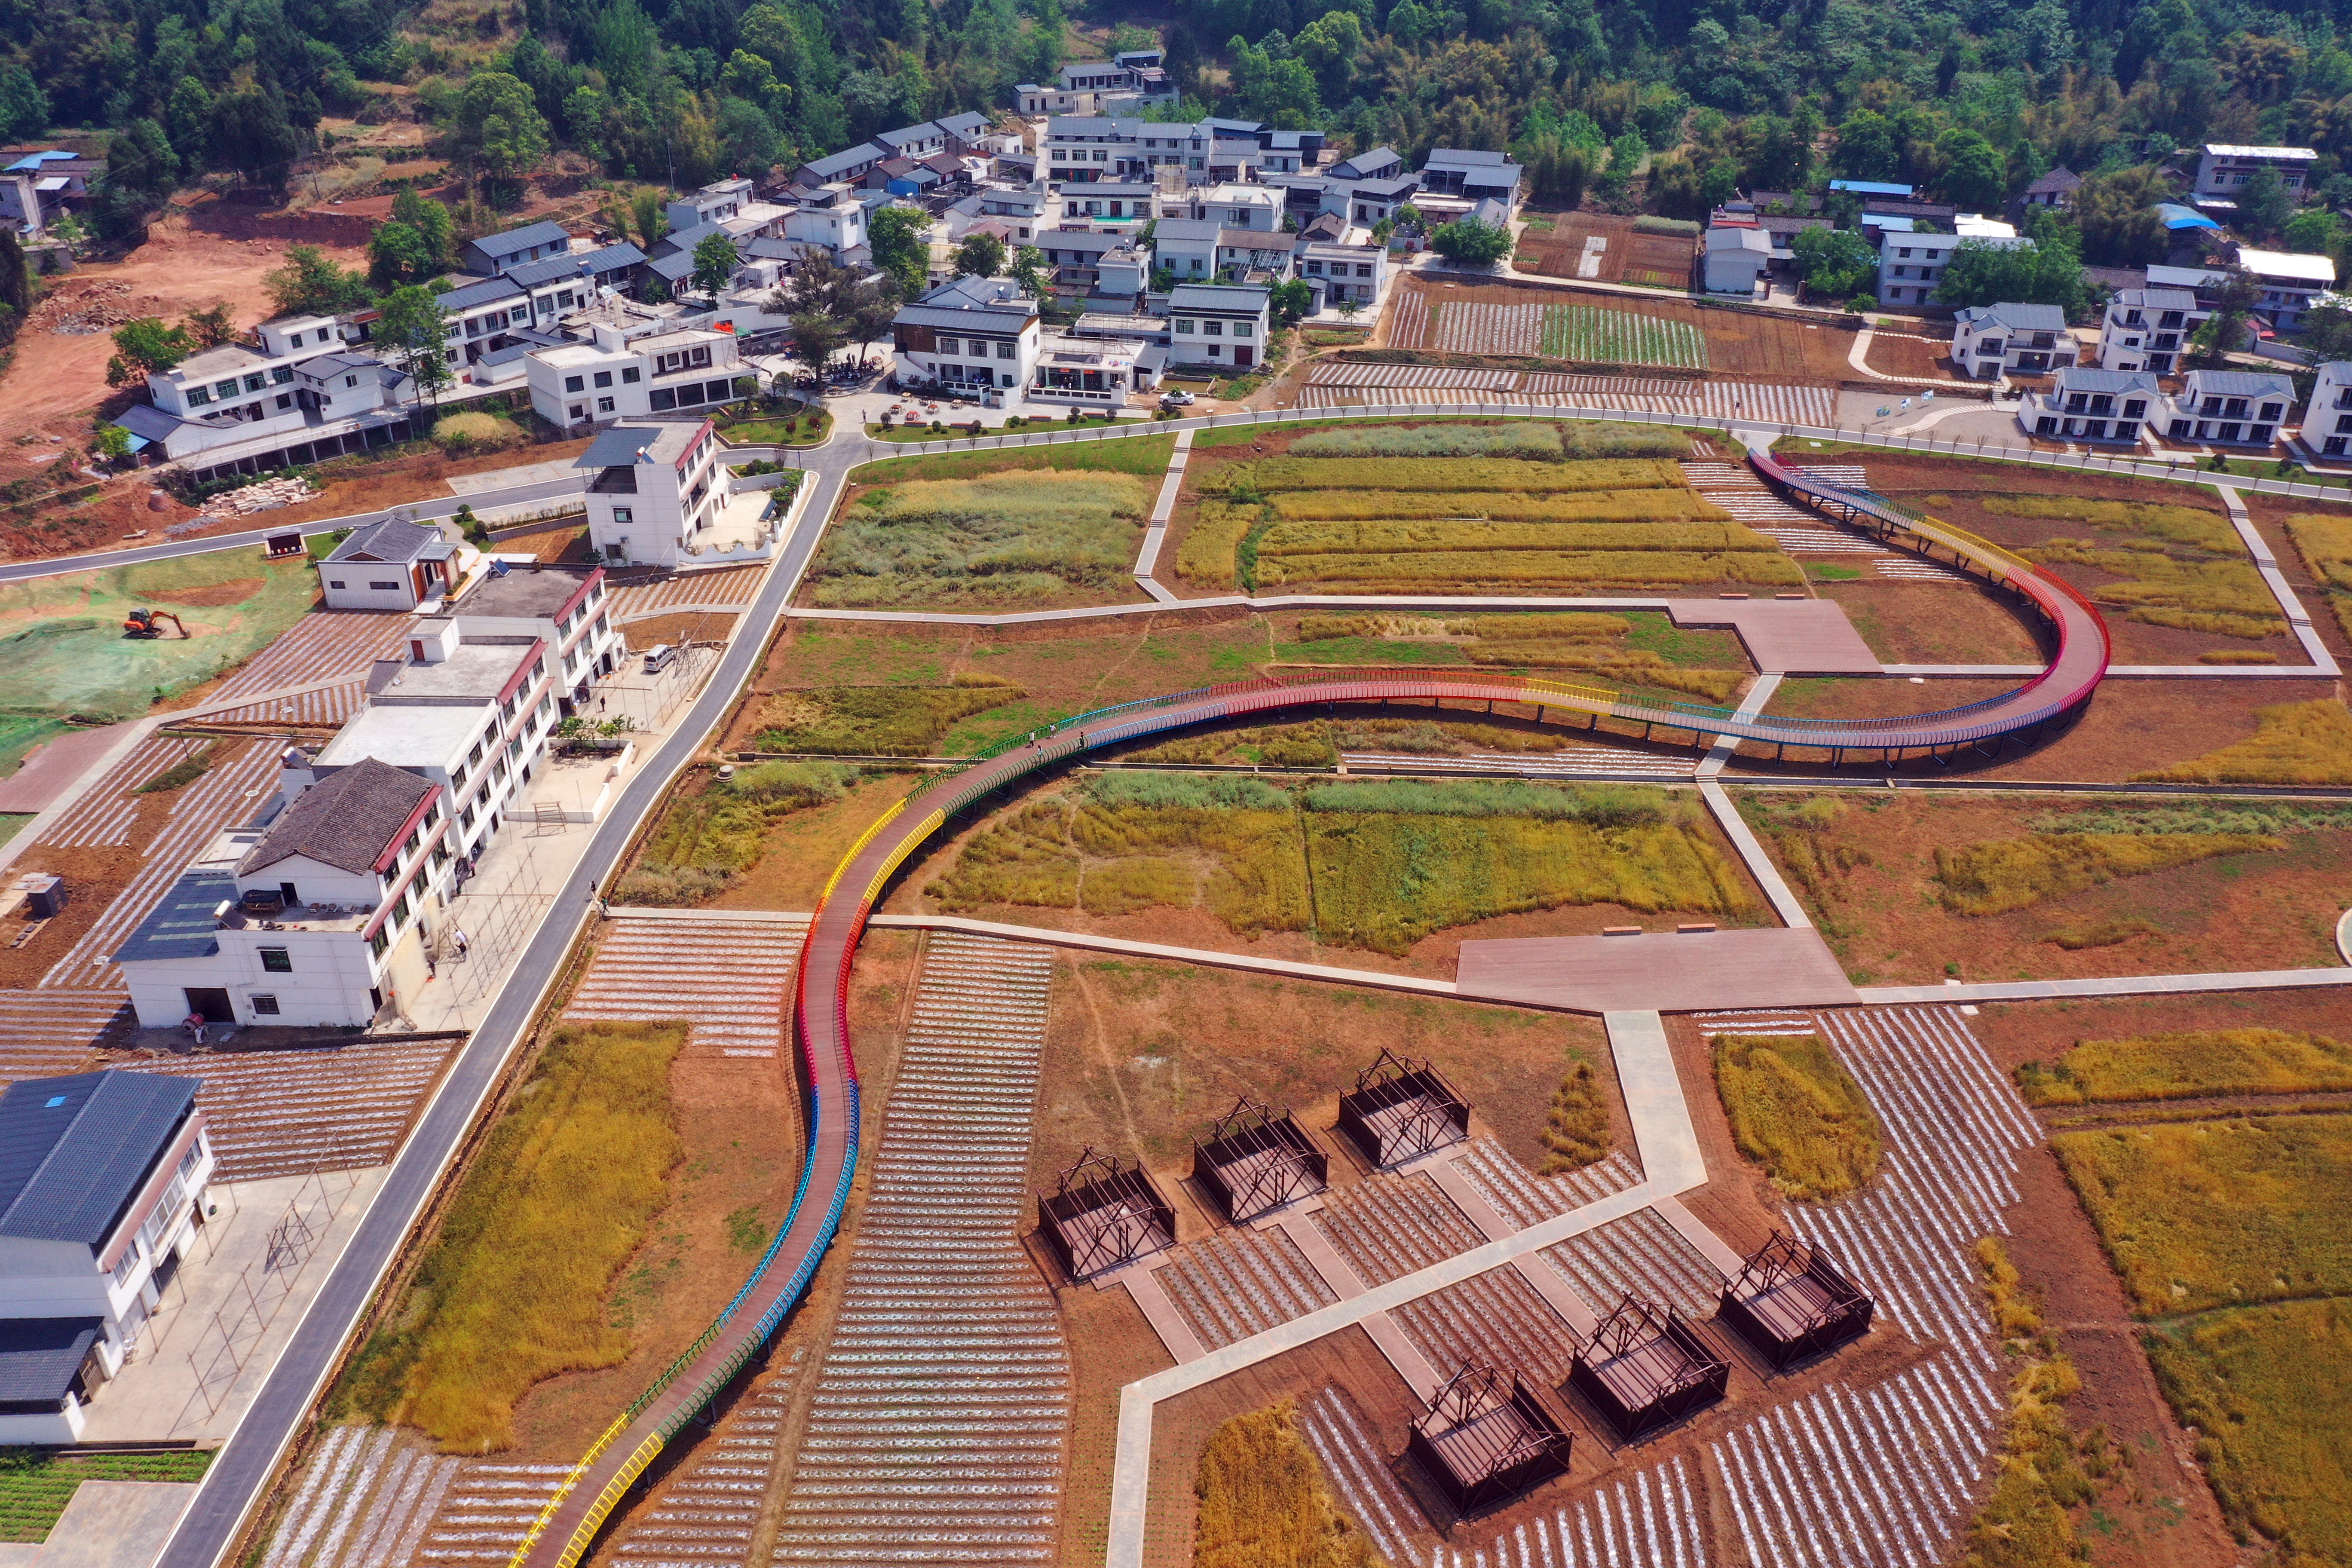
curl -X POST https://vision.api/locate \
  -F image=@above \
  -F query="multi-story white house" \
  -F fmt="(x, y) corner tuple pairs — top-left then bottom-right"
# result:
(2191, 144), (2317, 205)
(1874, 231), (1967, 306)
(119, 312), (417, 473)
(577, 420), (728, 569)
(2098, 287), (2206, 374)
(1185, 184), (1282, 231)
(1028, 332), (1154, 407)
(1151, 218), (1292, 283)
(1297, 240), (1387, 308)
(2018, 366), (2159, 445)
(528, 320), (746, 429)
(2295, 360), (2352, 459)
(2156, 368), (2297, 448)
(1421, 148), (1523, 211)
(319, 518), (468, 612)
(1167, 283), (1271, 371)
(889, 275), (1044, 399)
(0, 1070), (214, 1442)
(1054, 181), (1158, 225)
(1033, 230), (1148, 297)
(667, 177), (756, 235)
(119, 755), (459, 1030)
(1320, 171), (1419, 227)
(1951, 302), (2073, 378)
(437, 242), (647, 367)
(2233, 248), (2337, 331)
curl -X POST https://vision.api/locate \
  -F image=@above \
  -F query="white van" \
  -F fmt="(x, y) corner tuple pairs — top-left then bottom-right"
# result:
(642, 643), (677, 674)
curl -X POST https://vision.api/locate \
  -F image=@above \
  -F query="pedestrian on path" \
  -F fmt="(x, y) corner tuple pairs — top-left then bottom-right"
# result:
(183, 1012), (206, 1048)
(453, 928), (470, 961)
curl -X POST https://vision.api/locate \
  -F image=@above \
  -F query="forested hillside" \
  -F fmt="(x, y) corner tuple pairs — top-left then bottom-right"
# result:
(5, 0), (2352, 252)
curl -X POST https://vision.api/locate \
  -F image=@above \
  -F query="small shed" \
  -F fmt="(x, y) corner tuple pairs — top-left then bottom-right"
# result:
(1190, 1096), (1326, 1224)
(1406, 1361), (1575, 1514)
(1716, 1231), (1874, 1371)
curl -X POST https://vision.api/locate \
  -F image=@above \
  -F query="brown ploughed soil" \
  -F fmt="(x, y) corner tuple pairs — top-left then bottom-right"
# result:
(1741, 790), (2352, 985)
(0, 733), (258, 987)
(619, 610), (737, 651)
(1734, 676), (2342, 781)
(0, 211), (375, 445)
(144, 576), (266, 607)
(1861, 325), (1964, 381)
(1814, 577), (2052, 663)
(1387, 277), (1859, 385)
(1511, 210), (1697, 290)
(1029, 955), (1617, 1192)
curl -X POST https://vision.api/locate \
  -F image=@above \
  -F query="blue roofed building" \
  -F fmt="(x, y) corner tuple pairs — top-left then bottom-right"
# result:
(0, 1069), (214, 1441)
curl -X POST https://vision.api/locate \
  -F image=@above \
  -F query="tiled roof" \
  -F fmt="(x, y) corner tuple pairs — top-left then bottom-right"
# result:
(0, 1071), (198, 1246)
(472, 220), (571, 257)
(238, 757), (433, 877)
(327, 517), (444, 565)
(437, 276), (526, 312)
(2052, 366), (2160, 392)
(0, 1319), (102, 1403)
(2185, 369), (2297, 396)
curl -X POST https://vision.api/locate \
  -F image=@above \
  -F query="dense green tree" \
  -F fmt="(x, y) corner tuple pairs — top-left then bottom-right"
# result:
(1934, 129), (2007, 212)
(0, 230), (30, 350)
(1428, 218), (1512, 265)
(868, 206), (929, 298)
(265, 245), (374, 317)
(717, 99), (781, 178)
(373, 284), (454, 412)
(369, 222), (437, 286)
(208, 90), (300, 192)
(690, 232), (742, 297)
(788, 310), (845, 380)
(1788, 227), (1877, 301)
(955, 231), (1007, 279)
(2234, 167), (2294, 243)
(456, 73), (551, 183)
(2072, 167), (2170, 267)
(1935, 234), (2088, 314)
(105, 318), (193, 385)
(392, 191), (456, 273)
(1268, 278), (1314, 325)
(1833, 111), (1902, 181)
(1009, 245), (1046, 299)
(0, 61), (48, 141)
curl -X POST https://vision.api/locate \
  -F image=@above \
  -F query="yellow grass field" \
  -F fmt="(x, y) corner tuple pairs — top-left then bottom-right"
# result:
(2017, 1028), (2352, 1105)
(1932, 831), (2282, 915)
(2134, 699), (2352, 786)
(1192, 1402), (1381, 1568)
(2051, 1114), (2352, 1317)
(1709, 1033), (1883, 1200)
(330, 1021), (687, 1450)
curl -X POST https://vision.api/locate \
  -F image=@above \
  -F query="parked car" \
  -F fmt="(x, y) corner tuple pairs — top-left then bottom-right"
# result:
(642, 643), (677, 674)
(1160, 389), (1197, 407)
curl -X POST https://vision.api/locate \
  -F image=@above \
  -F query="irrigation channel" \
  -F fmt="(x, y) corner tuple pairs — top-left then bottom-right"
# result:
(507, 452), (2116, 1567)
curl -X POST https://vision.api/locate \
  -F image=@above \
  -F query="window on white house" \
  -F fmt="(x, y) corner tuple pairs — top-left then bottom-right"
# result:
(251, 994), (280, 1015)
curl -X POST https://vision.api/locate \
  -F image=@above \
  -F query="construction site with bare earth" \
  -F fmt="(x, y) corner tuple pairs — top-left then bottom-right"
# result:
(2, 393), (2350, 1568)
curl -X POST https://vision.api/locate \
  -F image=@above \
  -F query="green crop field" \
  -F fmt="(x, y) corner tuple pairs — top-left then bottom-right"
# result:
(1540, 305), (1710, 369)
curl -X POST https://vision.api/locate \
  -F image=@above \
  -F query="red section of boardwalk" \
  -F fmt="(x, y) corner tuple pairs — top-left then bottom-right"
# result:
(512, 455), (2116, 1568)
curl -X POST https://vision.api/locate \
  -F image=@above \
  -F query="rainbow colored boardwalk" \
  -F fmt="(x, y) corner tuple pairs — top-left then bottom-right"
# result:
(507, 455), (2115, 1567)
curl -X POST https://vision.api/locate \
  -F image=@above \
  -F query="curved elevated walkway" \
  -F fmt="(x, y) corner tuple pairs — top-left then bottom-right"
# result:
(511, 450), (2115, 1567)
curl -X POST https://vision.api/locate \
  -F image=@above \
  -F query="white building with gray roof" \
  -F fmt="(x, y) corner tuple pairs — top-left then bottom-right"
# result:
(2018, 366), (2161, 445)
(2156, 368), (2298, 448)
(0, 1070), (212, 1441)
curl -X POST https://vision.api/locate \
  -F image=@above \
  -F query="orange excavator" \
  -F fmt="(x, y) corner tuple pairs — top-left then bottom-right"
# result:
(122, 608), (188, 639)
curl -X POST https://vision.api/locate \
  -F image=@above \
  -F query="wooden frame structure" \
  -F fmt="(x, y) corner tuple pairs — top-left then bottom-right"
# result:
(1037, 1146), (1175, 1282)
(1716, 1231), (1874, 1371)
(1405, 1360), (1575, 1514)
(1190, 1096), (1327, 1224)
(1566, 1295), (1730, 1442)
(1335, 1048), (1470, 1170)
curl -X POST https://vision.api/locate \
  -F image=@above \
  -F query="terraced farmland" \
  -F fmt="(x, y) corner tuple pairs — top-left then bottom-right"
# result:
(0, 989), (127, 1080)
(770, 933), (1070, 1566)
(121, 1034), (460, 1179)
(1541, 306), (1711, 369)
(1419, 299), (1709, 368)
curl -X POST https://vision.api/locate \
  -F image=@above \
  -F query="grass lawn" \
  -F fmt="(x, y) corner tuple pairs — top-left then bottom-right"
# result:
(717, 398), (832, 446)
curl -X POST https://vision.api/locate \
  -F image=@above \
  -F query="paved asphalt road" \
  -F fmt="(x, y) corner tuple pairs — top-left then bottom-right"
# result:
(0, 475), (585, 585)
(149, 445), (851, 1568)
